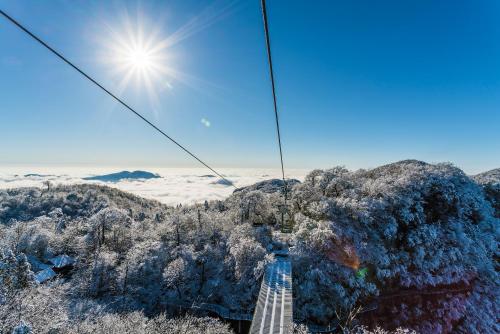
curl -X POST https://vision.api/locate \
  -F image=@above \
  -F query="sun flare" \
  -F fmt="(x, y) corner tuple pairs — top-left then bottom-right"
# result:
(96, 14), (179, 110)
(112, 34), (165, 80)
(109, 28), (170, 91)
(97, 4), (236, 111)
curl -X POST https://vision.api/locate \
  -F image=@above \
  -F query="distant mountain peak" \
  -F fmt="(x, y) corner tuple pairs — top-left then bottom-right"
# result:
(83, 170), (160, 182)
(211, 178), (234, 186)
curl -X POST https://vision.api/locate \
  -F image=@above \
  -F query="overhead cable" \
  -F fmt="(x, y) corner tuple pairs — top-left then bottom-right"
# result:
(0, 9), (235, 187)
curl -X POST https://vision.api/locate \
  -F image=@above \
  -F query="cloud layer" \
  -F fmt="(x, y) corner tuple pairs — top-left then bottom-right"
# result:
(0, 167), (308, 206)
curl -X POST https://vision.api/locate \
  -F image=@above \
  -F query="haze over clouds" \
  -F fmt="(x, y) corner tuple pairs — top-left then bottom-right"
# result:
(0, 167), (308, 205)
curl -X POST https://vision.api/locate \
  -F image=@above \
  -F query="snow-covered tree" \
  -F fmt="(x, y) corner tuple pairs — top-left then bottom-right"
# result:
(0, 161), (497, 333)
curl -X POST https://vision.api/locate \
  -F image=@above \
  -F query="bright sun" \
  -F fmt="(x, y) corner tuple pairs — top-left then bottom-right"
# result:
(125, 47), (153, 71)
(98, 15), (178, 109)
(111, 35), (168, 87)
(124, 47), (155, 72)
(98, 5), (235, 111)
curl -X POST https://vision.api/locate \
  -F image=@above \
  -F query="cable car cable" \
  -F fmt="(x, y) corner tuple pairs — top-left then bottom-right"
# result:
(0, 9), (235, 188)
(260, 0), (288, 201)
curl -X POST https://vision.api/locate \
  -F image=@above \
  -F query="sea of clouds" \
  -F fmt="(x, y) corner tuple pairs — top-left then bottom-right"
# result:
(0, 166), (309, 206)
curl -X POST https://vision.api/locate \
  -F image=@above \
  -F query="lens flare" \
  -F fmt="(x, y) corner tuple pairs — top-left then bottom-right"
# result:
(326, 238), (360, 270)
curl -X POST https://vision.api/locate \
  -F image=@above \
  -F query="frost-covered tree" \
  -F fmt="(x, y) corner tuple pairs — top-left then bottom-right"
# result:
(12, 321), (32, 334)
(163, 257), (189, 298)
(0, 162), (497, 333)
(0, 249), (35, 290)
(290, 160), (499, 332)
(86, 208), (130, 252)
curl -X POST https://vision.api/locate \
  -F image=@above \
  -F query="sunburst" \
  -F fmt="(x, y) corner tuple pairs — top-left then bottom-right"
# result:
(96, 2), (238, 113)
(98, 14), (176, 110)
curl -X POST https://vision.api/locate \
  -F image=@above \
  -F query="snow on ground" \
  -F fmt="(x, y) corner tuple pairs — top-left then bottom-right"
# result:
(0, 166), (309, 205)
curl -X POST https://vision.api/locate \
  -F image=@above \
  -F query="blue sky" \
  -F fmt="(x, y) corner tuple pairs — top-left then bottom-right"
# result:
(1, 0), (499, 174)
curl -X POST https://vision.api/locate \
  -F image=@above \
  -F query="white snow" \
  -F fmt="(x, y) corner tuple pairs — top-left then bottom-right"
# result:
(49, 255), (75, 268)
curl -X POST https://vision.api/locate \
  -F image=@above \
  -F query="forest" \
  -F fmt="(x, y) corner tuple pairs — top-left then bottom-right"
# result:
(0, 160), (498, 333)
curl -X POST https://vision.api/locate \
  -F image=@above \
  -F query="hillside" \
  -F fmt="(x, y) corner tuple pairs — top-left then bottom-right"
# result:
(473, 168), (500, 219)
(0, 160), (498, 333)
(473, 168), (500, 185)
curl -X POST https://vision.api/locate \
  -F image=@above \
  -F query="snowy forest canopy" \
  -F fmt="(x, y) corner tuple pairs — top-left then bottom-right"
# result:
(0, 160), (498, 333)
